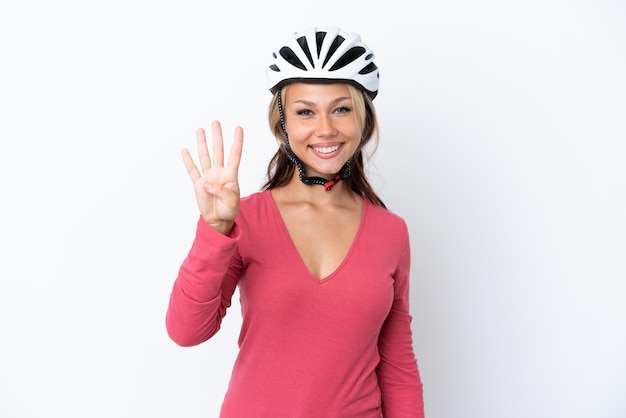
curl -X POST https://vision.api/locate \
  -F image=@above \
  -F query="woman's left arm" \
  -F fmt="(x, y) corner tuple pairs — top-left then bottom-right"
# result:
(376, 230), (425, 418)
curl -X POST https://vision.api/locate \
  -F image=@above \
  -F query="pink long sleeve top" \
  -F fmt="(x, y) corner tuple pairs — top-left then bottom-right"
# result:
(166, 190), (424, 417)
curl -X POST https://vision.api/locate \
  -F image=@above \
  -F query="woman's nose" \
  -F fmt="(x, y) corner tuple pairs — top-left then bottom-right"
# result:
(316, 114), (337, 137)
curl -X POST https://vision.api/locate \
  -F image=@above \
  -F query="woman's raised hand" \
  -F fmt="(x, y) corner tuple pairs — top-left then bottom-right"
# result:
(181, 120), (243, 234)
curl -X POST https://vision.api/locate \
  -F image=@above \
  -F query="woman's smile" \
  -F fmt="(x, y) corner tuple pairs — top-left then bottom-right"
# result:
(310, 143), (343, 156)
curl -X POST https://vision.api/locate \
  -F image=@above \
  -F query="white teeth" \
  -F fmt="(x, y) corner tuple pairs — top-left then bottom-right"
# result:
(312, 144), (340, 154)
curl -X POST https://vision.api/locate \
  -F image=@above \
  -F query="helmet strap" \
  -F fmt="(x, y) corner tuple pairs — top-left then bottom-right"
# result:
(277, 90), (352, 191)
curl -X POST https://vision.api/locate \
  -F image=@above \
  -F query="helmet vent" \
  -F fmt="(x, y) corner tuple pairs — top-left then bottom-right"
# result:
(296, 36), (315, 67)
(269, 64), (280, 72)
(279, 46), (307, 71)
(315, 31), (327, 58)
(329, 46), (365, 71)
(322, 35), (345, 68)
(359, 62), (378, 75)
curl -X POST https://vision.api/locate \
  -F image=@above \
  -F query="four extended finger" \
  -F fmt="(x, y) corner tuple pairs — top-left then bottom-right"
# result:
(196, 128), (212, 172)
(227, 126), (244, 173)
(181, 148), (201, 182)
(211, 120), (225, 167)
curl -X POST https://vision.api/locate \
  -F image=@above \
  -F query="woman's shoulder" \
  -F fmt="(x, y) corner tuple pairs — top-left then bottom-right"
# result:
(363, 198), (408, 229)
(240, 189), (270, 207)
(237, 190), (274, 222)
(361, 198), (410, 254)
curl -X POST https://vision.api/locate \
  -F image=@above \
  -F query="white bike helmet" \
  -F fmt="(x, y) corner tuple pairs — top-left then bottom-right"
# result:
(267, 26), (379, 99)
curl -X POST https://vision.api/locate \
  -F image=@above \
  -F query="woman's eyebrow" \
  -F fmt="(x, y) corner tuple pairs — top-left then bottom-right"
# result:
(293, 97), (352, 106)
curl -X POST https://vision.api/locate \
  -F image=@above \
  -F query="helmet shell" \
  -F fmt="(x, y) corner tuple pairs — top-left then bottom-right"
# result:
(267, 26), (379, 99)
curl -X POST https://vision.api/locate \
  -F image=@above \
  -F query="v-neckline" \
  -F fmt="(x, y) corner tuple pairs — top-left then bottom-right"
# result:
(266, 190), (367, 283)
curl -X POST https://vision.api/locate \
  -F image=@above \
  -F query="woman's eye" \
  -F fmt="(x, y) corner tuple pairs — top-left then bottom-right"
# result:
(335, 106), (351, 114)
(296, 109), (313, 116)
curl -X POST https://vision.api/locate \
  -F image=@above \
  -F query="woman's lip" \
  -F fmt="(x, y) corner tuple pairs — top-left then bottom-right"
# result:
(310, 143), (342, 155)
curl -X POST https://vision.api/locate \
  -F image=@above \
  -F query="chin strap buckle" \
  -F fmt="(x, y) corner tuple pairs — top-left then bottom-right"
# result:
(325, 174), (342, 191)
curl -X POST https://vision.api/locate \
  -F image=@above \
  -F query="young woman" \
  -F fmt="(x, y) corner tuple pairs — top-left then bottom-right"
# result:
(166, 26), (425, 418)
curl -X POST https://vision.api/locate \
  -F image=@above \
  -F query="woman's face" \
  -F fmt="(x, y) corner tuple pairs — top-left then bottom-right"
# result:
(283, 82), (362, 179)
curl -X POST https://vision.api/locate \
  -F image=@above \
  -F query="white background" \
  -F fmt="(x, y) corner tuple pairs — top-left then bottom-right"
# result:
(1, 0), (624, 417)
